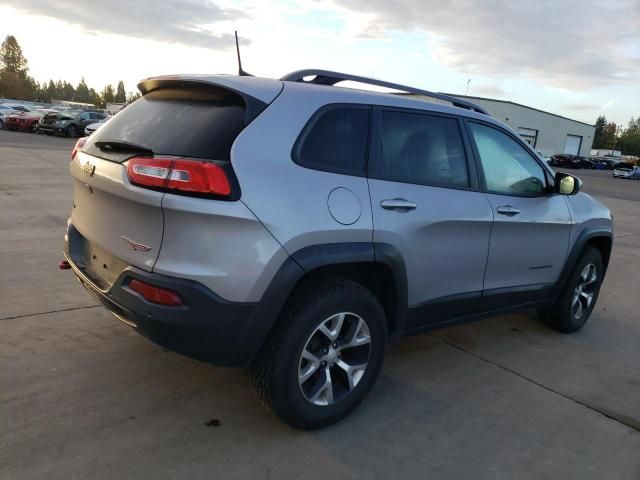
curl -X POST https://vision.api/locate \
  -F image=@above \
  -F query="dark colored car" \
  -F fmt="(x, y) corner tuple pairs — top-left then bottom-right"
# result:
(550, 154), (580, 168)
(38, 109), (107, 137)
(550, 155), (595, 169)
(574, 156), (596, 169)
(592, 158), (616, 170)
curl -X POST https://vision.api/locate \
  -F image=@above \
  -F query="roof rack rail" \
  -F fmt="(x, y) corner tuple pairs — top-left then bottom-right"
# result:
(280, 69), (489, 116)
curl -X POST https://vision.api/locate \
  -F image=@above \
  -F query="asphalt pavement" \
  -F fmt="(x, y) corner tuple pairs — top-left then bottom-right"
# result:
(1, 129), (639, 479)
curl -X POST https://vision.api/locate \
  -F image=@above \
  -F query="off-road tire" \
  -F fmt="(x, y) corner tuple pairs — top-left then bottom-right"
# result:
(538, 247), (603, 333)
(251, 276), (387, 429)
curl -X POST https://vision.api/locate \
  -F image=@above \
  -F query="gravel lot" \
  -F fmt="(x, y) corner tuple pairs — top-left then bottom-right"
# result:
(1, 129), (639, 480)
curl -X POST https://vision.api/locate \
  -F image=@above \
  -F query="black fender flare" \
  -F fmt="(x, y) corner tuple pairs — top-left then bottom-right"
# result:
(550, 226), (613, 301)
(226, 242), (408, 365)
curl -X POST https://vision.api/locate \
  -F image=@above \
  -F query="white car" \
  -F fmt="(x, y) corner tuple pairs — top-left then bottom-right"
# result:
(84, 121), (106, 136)
(612, 164), (640, 179)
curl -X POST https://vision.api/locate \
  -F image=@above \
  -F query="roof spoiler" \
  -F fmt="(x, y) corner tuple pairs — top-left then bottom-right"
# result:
(280, 69), (489, 115)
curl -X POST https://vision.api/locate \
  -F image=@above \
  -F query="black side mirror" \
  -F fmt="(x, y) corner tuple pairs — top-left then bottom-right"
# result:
(555, 172), (581, 195)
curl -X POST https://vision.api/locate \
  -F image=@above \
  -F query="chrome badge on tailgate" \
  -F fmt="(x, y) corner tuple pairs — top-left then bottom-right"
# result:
(121, 236), (152, 252)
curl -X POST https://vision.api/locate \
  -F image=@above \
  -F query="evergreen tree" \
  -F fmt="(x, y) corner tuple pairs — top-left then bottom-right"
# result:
(101, 84), (115, 104)
(75, 77), (90, 103)
(115, 80), (126, 103)
(592, 115), (608, 149)
(0, 35), (28, 76)
(0, 35), (35, 99)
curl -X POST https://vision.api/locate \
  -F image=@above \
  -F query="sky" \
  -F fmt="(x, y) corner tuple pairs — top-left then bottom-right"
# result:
(1, 0), (639, 126)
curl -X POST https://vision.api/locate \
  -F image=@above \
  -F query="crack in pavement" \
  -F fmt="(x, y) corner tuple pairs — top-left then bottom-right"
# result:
(430, 334), (640, 433)
(1, 305), (99, 321)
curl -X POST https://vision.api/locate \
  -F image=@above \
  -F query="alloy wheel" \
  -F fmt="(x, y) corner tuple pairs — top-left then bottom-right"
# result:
(572, 263), (597, 320)
(298, 312), (371, 406)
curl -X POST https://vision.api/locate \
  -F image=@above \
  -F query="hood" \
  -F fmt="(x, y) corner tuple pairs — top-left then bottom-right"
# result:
(43, 112), (74, 121)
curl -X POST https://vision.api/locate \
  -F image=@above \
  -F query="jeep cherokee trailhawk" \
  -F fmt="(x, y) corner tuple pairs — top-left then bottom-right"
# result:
(62, 70), (613, 429)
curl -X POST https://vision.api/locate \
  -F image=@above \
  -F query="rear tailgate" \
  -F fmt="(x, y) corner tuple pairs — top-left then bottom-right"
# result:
(69, 151), (164, 277)
(68, 76), (282, 286)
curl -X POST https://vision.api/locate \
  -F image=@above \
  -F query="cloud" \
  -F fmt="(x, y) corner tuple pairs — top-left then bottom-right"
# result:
(601, 100), (615, 110)
(4, 0), (246, 49)
(563, 103), (600, 111)
(327, 0), (640, 89)
(469, 84), (506, 97)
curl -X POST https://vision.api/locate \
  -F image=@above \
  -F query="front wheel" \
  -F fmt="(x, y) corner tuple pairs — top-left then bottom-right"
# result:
(251, 277), (387, 429)
(538, 247), (604, 333)
(66, 124), (78, 137)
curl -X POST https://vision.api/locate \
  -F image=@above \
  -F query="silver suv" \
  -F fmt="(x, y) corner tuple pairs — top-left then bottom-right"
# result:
(63, 70), (613, 429)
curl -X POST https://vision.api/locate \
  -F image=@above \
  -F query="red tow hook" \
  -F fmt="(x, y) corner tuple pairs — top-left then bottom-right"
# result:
(59, 260), (71, 270)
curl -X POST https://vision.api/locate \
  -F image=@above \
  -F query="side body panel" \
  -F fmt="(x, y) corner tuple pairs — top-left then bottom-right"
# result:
(482, 193), (572, 291)
(153, 193), (289, 303)
(369, 180), (493, 309)
(231, 83), (374, 258)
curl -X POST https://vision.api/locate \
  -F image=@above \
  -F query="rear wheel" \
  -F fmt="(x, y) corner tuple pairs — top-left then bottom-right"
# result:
(538, 247), (603, 333)
(66, 124), (78, 137)
(251, 277), (387, 429)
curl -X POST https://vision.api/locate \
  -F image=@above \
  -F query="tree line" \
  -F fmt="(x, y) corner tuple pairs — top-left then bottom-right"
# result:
(593, 115), (640, 157)
(0, 35), (140, 108)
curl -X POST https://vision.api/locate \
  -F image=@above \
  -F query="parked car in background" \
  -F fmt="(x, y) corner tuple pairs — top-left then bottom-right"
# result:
(0, 104), (16, 128)
(550, 154), (580, 168)
(550, 155), (596, 169)
(612, 163), (640, 179)
(38, 110), (107, 137)
(575, 157), (596, 169)
(4, 109), (52, 132)
(592, 158), (616, 170)
(1, 103), (32, 113)
(84, 119), (107, 136)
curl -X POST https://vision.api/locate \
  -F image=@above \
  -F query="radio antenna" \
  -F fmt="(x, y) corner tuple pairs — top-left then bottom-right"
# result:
(235, 31), (252, 76)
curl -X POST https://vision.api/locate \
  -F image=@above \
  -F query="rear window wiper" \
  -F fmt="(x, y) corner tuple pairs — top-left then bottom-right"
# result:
(94, 140), (154, 154)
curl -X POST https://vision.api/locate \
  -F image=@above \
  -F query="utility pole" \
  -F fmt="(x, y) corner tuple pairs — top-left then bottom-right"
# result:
(465, 79), (471, 96)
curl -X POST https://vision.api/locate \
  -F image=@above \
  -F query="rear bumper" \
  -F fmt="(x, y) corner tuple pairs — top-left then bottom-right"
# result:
(63, 251), (259, 366)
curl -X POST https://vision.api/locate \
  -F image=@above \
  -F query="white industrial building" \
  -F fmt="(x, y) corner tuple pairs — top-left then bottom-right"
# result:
(405, 93), (595, 157)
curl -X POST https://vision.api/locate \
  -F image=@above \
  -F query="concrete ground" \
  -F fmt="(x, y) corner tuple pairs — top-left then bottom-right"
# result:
(1, 129), (639, 479)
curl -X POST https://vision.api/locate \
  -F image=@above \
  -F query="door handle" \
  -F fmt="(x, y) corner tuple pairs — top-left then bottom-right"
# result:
(496, 205), (521, 216)
(380, 198), (417, 211)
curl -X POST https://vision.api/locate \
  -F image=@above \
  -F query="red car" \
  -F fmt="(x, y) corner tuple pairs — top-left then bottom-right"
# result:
(5, 110), (50, 132)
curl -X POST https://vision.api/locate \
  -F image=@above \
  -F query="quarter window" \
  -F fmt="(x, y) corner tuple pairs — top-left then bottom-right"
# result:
(295, 107), (370, 176)
(374, 111), (469, 188)
(469, 122), (547, 195)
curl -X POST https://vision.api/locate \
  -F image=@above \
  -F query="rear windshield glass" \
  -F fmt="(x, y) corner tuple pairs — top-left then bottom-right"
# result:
(85, 87), (246, 161)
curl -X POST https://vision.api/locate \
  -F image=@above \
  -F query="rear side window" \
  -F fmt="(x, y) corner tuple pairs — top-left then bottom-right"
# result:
(86, 87), (246, 161)
(373, 111), (469, 189)
(294, 107), (370, 176)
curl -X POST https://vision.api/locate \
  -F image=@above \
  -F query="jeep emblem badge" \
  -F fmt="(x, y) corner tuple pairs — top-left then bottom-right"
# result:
(82, 161), (95, 177)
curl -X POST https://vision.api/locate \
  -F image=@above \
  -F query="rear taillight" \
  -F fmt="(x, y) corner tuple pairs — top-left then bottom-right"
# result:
(71, 137), (87, 161)
(127, 156), (232, 198)
(129, 279), (182, 306)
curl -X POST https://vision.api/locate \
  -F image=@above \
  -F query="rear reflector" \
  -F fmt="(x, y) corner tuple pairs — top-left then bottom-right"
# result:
(71, 137), (87, 161)
(127, 156), (231, 197)
(129, 279), (183, 306)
